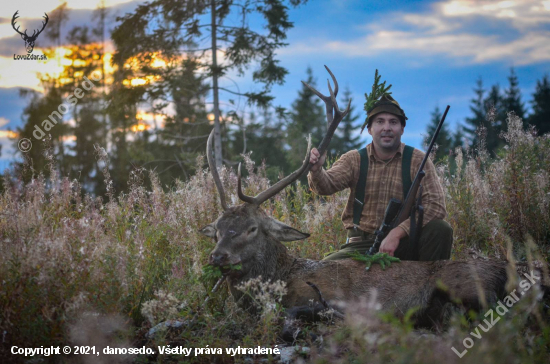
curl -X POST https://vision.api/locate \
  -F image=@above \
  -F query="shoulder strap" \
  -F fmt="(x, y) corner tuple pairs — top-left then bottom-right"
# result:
(353, 145), (414, 227)
(402, 145), (414, 199)
(353, 147), (369, 227)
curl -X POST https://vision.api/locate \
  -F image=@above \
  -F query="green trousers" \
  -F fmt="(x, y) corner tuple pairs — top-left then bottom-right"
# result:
(322, 219), (453, 261)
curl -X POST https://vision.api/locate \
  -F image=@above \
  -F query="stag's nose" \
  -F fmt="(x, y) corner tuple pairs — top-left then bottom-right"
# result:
(210, 252), (228, 266)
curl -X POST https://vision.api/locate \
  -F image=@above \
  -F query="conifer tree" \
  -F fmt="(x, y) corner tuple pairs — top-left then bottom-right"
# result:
(112, 0), (308, 167)
(503, 68), (526, 125)
(464, 78), (507, 156)
(483, 84), (505, 153)
(528, 74), (550, 136)
(285, 67), (325, 171)
(451, 123), (465, 150)
(424, 105), (452, 162)
(463, 78), (485, 144)
(330, 87), (363, 154)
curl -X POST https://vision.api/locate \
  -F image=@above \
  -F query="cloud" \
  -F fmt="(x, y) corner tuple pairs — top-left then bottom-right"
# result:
(285, 0), (550, 66)
(0, 117), (9, 127)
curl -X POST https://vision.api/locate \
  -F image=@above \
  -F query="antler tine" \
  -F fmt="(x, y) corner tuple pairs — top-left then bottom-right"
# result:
(238, 65), (347, 207)
(328, 80), (351, 125)
(243, 136), (312, 206)
(301, 65), (340, 126)
(301, 80), (325, 101)
(207, 129), (228, 211)
(12, 11), (25, 36)
(237, 163), (255, 204)
(36, 13), (49, 36)
(324, 64), (338, 98)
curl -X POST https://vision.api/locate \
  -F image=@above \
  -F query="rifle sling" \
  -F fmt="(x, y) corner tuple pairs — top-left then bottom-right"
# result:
(353, 145), (414, 229)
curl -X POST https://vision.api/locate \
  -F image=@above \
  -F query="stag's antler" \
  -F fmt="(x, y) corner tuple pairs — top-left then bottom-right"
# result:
(11, 11), (48, 39)
(207, 129), (228, 211)
(11, 11), (25, 37)
(34, 13), (49, 38)
(237, 65), (351, 206)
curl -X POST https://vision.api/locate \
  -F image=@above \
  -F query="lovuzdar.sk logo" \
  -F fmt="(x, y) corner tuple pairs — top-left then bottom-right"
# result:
(12, 10), (49, 61)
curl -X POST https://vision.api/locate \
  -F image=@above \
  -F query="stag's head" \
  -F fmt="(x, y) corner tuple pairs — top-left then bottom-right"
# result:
(199, 130), (312, 277)
(12, 11), (49, 54)
(200, 65), (351, 277)
(201, 203), (309, 277)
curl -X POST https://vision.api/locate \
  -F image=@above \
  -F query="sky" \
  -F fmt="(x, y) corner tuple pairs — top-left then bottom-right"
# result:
(1, 0), (550, 171)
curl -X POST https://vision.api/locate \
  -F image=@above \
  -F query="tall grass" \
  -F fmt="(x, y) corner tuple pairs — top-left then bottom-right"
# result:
(0, 113), (548, 362)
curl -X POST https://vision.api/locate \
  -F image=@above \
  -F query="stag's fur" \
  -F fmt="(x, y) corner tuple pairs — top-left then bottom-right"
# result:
(200, 204), (532, 328)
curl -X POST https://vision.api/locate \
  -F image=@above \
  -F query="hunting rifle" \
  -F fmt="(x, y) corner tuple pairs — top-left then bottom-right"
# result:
(367, 105), (450, 257)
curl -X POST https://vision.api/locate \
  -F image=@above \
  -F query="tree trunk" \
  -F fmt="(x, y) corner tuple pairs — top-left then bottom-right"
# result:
(211, 0), (222, 167)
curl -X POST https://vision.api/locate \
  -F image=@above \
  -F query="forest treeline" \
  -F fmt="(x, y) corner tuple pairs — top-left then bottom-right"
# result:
(5, 1), (550, 196)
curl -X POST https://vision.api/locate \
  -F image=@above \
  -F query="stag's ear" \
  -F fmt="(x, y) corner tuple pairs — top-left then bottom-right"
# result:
(267, 219), (310, 242)
(200, 224), (217, 238)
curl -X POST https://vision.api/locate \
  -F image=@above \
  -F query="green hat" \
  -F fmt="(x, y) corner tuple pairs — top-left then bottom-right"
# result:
(361, 69), (408, 133)
(365, 94), (408, 129)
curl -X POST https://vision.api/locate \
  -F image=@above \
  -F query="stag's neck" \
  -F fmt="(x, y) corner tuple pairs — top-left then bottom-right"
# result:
(227, 237), (295, 305)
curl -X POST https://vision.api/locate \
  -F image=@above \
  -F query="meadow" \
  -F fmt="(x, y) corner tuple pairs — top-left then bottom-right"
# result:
(1, 113), (549, 363)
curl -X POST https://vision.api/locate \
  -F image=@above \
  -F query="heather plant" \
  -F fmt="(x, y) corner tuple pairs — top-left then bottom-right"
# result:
(0, 114), (549, 363)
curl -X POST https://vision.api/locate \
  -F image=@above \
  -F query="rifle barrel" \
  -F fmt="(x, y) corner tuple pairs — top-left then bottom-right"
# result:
(419, 105), (450, 172)
(394, 105), (450, 227)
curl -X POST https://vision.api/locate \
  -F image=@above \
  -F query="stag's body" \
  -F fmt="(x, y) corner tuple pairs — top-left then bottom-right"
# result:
(205, 204), (508, 326)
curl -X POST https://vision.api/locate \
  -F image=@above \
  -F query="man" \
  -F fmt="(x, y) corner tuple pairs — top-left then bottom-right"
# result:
(308, 94), (452, 261)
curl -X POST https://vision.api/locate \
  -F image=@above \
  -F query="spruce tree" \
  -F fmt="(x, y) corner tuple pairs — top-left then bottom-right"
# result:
(464, 78), (507, 156)
(228, 107), (289, 182)
(451, 123), (465, 150)
(424, 106), (452, 162)
(330, 87), (362, 154)
(483, 84), (505, 153)
(463, 77), (485, 144)
(63, 26), (107, 195)
(286, 67), (326, 171)
(503, 68), (526, 125)
(528, 74), (550, 136)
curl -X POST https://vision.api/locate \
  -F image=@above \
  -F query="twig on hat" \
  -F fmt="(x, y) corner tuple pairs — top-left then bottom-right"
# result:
(362, 69), (393, 132)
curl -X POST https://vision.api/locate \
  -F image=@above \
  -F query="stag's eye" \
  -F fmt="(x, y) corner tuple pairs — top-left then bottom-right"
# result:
(248, 226), (258, 234)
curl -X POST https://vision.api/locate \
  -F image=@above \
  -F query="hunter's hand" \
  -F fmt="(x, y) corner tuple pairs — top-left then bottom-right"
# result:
(309, 148), (326, 172)
(379, 227), (407, 256)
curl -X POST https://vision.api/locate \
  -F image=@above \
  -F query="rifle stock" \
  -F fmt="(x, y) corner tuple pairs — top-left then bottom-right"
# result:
(367, 105), (450, 256)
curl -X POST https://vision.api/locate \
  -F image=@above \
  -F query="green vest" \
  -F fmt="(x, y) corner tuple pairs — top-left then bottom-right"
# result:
(352, 145), (414, 227)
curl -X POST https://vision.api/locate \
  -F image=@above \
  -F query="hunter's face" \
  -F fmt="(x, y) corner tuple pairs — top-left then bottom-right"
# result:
(368, 112), (404, 153)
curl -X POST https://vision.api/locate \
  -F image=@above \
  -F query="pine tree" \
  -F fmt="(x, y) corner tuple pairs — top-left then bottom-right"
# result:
(528, 74), (550, 136)
(503, 68), (526, 125)
(424, 106), (452, 162)
(285, 67), (326, 171)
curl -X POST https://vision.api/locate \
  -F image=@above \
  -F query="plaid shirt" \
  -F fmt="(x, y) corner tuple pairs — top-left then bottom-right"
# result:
(307, 143), (447, 235)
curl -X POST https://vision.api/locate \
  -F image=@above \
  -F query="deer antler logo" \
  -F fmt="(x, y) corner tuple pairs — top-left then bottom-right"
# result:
(12, 11), (49, 54)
